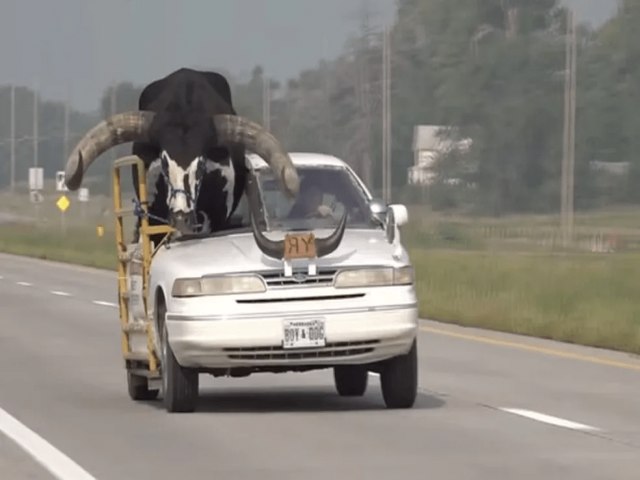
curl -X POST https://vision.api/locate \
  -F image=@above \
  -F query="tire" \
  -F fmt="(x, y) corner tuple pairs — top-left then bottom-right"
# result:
(380, 339), (418, 409)
(333, 365), (368, 396)
(158, 299), (199, 413)
(127, 371), (159, 401)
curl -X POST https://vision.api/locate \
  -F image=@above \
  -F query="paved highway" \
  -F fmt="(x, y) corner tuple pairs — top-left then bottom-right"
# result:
(0, 252), (639, 479)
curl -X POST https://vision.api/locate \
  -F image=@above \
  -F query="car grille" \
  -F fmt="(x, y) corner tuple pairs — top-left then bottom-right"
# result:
(224, 340), (378, 361)
(260, 268), (338, 289)
(236, 293), (364, 304)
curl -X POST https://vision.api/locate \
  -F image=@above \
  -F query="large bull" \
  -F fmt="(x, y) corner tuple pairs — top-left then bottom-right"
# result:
(63, 67), (345, 258)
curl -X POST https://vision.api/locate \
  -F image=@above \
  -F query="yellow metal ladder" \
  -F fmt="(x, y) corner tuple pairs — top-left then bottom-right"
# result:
(112, 155), (174, 378)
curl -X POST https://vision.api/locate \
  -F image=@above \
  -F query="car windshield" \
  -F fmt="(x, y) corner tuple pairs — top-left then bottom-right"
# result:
(254, 164), (379, 232)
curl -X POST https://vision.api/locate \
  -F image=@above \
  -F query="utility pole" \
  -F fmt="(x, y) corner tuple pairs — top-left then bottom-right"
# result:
(321, 35), (335, 148)
(10, 84), (15, 193)
(381, 26), (392, 203)
(568, 7), (577, 243)
(33, 83), (39, 167)
(561, 8), (576, 248)
(111, 82), (117, 159)
(63, 99), (70, 168)
(263, 73), (271, 131)
(382, 28), (387, 202)
(352, 1), (377, 189)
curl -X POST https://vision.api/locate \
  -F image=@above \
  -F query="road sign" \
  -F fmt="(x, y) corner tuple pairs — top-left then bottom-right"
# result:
(56, 195), (70, 213)
(56, 171), (68, 192)
(29, 167), (43, 191)
(78, 187), (90, 202)
(29, 190), (43, 204)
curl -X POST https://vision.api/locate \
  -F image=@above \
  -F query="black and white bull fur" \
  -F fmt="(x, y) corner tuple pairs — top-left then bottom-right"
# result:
(130, 68), (248, 244)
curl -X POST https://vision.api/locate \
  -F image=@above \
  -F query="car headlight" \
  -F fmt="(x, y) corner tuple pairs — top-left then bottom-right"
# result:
(171, 274), (266, 297)
(334, 266), (414, 288)
(393, 265), (414, 285)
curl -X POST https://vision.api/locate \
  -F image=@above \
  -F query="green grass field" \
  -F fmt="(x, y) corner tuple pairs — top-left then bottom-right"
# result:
(411, 249), (640, 354)
(0, 222), (116, 270)
(1, 202), (639, 355)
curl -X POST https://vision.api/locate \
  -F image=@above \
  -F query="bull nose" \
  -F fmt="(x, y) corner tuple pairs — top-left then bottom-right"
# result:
(170, 212), (192, 232)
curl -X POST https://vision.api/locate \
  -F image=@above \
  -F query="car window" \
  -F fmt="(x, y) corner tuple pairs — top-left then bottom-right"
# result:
(255, 165), (377, 231)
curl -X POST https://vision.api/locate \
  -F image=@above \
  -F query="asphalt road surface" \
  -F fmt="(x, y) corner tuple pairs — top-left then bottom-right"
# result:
(0, 252), (639, 479)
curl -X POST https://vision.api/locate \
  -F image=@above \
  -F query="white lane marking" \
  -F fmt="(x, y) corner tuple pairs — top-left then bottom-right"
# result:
(16, 282), (32, 287)
(499, 407), (600, 432)
(92, 300), (117, 308)
(368, 372), (380, 377)
(0, 406), (97, 480)
(50, 291), (71, 297)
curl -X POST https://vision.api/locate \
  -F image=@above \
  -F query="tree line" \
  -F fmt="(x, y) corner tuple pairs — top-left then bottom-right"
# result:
(1, 0), (639, 215)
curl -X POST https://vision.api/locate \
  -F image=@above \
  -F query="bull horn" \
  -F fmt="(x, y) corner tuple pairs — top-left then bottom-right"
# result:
(211, 114), (300, 198)
(245, 168), (347, 260)
(64, 111), (155, 191)
(251, 211), (348, 260)
(250, 210), (284, 260)
(315, 212), (348, 257)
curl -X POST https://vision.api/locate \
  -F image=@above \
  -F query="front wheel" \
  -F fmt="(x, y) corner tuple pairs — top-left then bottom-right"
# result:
(158, 301), (199, 413)
(380, 339), (418, 409)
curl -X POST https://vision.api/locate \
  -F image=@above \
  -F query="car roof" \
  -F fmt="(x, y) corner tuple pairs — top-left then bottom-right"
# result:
(246, 152), (348, 170)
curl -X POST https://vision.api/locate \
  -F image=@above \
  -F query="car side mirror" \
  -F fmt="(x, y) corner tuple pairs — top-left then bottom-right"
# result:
(384, 204), (409, 244)
(388, 204), (408, 227)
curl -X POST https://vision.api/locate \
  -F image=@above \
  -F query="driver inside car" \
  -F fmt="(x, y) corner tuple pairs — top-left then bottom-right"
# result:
(287, 177), (334, 219)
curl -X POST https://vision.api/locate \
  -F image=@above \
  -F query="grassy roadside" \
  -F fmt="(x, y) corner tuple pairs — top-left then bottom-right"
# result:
(0, 223), (116, 270)
(411, 249), (640, 354)
(1, 221), (639, 355)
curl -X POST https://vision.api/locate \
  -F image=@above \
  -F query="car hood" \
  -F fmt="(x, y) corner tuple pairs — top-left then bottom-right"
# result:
(150, 227), (409, 278)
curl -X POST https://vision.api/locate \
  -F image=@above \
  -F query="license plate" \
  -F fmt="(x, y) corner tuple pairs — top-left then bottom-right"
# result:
(282, 318), (326, 349)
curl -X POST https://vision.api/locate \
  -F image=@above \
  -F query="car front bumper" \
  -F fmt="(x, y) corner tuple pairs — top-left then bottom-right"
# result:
(165, 303), (418, 369)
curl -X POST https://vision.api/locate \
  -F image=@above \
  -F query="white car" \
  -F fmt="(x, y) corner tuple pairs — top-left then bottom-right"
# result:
(145, 152), (419, 412)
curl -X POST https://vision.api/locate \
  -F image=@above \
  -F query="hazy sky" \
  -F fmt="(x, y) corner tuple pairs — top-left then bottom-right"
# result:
(0, 0), (616, 113)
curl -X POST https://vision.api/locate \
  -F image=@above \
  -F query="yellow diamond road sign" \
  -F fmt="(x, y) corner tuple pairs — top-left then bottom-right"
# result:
(56, 195), (70, 212)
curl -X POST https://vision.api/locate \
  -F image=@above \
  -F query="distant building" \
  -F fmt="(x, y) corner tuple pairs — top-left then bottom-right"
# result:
(589, 161), (629, 176)
(408, 125), (472, 186)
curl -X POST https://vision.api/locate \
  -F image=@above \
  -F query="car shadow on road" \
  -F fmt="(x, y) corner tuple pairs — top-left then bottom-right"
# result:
(145, 386), (445, 414)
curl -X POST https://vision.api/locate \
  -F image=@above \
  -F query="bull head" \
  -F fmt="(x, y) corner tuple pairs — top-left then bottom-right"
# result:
(64, 111), (298, 231)
(64, 111), (346, 258)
